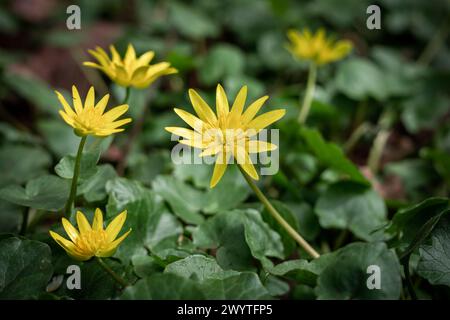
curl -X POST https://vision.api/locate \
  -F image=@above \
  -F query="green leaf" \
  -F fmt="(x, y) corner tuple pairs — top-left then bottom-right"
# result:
(0, 237), (53, 299)
(78, 164), (117, 202)
(53, 259), (121, 299)
(200, 272), (271, 299)
(316, 242), (402, 299)
(0, 144), (51, 188)
(263, 253), (336, 287)
(300, 128), (369, 185)
(199, 44), (245, 85)
(335, 58), (388, 101)
(0, 175), (70, 211)
(417, 215), (450, 287)
(315, 181), (387, 241)
(401, 93), (450, 134)
(37, 120), (79, 157)
(243, 209), (284, 260)
(193, 210), (254, 271)
(163, 255), (272, 299)
(171, 164), (250, 214)
(169, 2), (219, 39)
(106, 182), (183, 264)
(55, 151), (99, 181)
(121, 273), (205, 299)
(105, 177), (149, 214)
(3, 72), (62, 116)
(165, 255), (239, 281)
(261, 200), (299, 257)
(152, 175), (205, 224)
(387, 197), (450, 248)
(193, 209), (284, 270)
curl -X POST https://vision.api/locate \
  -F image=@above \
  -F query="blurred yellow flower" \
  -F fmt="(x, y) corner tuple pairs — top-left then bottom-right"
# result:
(55, 86), (132, 137)
(83, 44), (178, 89)
(286, 28), (352, 65)
(50, 208), (131, 261)
(166, 85), (285, 188)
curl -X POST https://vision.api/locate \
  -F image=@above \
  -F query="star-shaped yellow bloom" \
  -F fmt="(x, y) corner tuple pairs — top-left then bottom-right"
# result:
(166, 85), (285, 188)
(55, 86), (132, 137)
(286, 28), (352, 65)
(83, 44), (178, 89)
(49, 208), (131, 261)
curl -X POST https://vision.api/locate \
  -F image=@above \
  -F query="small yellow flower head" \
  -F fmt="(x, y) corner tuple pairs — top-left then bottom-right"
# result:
(56, 86), (132, 137)
(49, 208), (131, 261)
(286, 28), (352, 65)
(83, 44), (178, 89)
(165, 85), (285, 188)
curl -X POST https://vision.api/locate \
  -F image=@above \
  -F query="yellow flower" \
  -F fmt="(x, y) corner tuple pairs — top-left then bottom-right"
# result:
(286, 28), (352, 65)
(55, 86), (132, 137)
(49, 208), (131, 261)
(83, 44), (178, 89)
(165, 85), (285, 188)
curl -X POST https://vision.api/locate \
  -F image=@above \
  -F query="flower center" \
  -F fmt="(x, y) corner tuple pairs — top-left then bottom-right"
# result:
(75, 230), (108, 255)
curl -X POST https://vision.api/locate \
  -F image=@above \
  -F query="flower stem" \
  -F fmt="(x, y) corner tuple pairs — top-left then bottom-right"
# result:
(64, 136), (87, 217)
(117, 97), (149, 176)
(96, 257), (129, 288)
(298, 62), (317, 124)
(367, 110), (395, 174)
(123, 87), (131, 105)
(238, 166), (320, 259)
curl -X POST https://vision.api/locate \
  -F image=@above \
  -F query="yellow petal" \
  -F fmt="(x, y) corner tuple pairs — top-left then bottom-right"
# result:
(61, 218), (79, 242)
(87, 49), (109, 67)
(235, 147), (259, 180)
(124, 44), (136, 67)
(106, 118), (132, 129)
(49, 231), (90, 261)
(247, 140), (277, 153)
(188, 89), (218, 126)
(72, 85), (83, 115)
(97, 229), (132, 257)
(95, 93), (110, 115)
(199, 143), (223, 157)
(165, 127), (199, 140)
(216, 84), (229, 120)
(83, 61), (104, 70)
(173, 108), (208, 132)
(55, 91), (76, 117)
(109, 45), (121, 64)
(241, 96), (269, 124)
(76, 211), (92, 235)
(102, 104), (129, 122)
(210, 159), (228, 188)
(247, 109), (286, 130)
(59, 110), (75, 127)
(105, 210), (127, 243)
(92, 208), (104, 231)
(85, 86), (95, 110)
(136, 51), (155, 66)
(231, 86), (247, 117)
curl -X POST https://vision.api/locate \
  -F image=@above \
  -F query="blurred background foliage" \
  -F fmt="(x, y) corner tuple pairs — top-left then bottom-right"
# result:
(0, 0), (449, 300)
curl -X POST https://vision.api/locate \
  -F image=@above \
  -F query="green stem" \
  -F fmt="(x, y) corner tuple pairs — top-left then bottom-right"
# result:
(298, 63), (317, 124)
(19, 208), (29, 235)
(344, 122), (371, 153)
(96, 257), (128, 288)
(401, 255), (417, 300)
(123, 87), (131, 105)
(418, 19), (449, 66)
(64, 136), (87, 217)
(367, 110), (395, 174)
(238, 166), (320, 259)
(117, 100), (149, 176)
